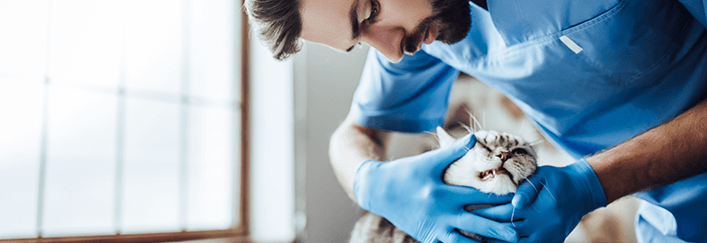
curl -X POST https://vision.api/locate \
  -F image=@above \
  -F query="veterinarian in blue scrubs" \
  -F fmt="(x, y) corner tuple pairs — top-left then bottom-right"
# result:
(246, 0), (707, 241)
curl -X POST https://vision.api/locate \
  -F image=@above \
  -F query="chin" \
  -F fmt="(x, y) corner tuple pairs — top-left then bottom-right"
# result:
(478, 175), (518, 195)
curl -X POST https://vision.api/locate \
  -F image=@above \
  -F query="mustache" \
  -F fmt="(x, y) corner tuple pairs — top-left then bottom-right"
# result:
(402, 0), (471, 54)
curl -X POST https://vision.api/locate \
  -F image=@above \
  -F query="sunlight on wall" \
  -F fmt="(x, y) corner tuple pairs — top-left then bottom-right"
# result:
(248, 28), (296, 242)
(0, 0), (240, 239)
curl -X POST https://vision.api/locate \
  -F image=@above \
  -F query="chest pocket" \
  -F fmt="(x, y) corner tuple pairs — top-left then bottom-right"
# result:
(487, 0), (620, 46)
(471, 0), (699, 142)
(557, 0), (692, 87)
(486, 0), (693, 88)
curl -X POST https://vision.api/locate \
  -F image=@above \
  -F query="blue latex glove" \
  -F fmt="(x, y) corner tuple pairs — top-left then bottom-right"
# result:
(510, 158), (608, 242)
(353, 134), (519, 243)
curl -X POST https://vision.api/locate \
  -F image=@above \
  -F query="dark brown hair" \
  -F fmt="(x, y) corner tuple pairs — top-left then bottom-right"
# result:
(244, 0), (303, 60)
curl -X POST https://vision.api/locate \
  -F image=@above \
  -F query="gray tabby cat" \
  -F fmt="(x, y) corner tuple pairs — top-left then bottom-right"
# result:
(349, 126), (539, 243)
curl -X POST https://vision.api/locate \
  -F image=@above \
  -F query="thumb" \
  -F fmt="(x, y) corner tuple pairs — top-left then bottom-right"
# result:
(512, 174), (542, 209)
(427, 133), (476, 176)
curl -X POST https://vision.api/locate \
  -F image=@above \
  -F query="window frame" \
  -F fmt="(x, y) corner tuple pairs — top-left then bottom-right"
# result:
(0, 0), (251, 241)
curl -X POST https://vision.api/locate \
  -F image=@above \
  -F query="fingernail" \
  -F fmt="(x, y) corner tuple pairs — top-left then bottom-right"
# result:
(465, 134), (476, 147)
(512, 195), (525, 208)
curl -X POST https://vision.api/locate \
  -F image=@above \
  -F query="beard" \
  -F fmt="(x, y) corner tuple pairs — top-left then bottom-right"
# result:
(403, 0), (471, 53)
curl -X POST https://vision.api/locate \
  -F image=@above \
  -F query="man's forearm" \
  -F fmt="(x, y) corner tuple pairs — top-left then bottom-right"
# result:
(587, 97), (707, 203)
(329, 120), (390, 202)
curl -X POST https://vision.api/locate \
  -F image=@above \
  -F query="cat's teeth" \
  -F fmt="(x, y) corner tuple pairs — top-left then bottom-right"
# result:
(480, 170), (496, 181)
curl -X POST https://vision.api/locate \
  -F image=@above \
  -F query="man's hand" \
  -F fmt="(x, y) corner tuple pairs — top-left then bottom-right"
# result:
(510, 159), (607, 242)
(353, 134), (519, 243)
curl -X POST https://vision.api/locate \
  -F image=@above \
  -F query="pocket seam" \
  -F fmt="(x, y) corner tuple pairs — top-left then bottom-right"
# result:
(474, 0), (628, 63)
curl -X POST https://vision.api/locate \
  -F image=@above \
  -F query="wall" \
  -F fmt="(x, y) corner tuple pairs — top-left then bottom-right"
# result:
(296, 43), (370, 242)
(248, 30), (295, 242)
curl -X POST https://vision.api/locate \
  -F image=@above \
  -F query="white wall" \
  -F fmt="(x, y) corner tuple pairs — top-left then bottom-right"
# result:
(248, 32), (296, 242)
(295, 43), (370, 242)
(248, 37), (370, 242)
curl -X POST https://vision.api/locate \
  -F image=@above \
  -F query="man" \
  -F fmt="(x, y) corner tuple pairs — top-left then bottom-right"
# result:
(246, 0), (707, 242)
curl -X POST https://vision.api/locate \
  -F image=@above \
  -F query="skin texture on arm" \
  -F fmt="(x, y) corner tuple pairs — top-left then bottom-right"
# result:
(588, 96), (707, 203)
(329, 117), (391, 203)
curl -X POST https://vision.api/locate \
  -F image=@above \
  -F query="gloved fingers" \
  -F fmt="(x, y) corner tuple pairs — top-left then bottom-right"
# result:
(455, 213), (518, 242)
(425, 133), (476, 177)
(511, 174), (544, 209)
(516, 234), (563, 243)
(485, 238), (515, 243)
(441, 184), (514, 205)
(470, 203), (526, 222)
(444, 230), (484, 243)
(516, 235), (544, 243)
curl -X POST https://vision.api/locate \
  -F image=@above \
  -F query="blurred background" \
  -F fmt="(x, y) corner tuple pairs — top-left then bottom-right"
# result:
(0, 0), (638, 242)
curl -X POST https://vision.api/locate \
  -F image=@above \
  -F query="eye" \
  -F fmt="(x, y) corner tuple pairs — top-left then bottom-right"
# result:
(512, 148), (528, 155)
(366, 0), (380, 23)
(476, 142), (493, 152)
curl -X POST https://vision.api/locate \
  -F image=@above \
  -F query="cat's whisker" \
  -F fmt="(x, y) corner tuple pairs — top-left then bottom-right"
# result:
(472, 149), (485, 157)
(540, 181), (557, 202)
(462, 107), (477, 133)
(529, 140), (545, 147)
(526, 178), (538, 192)
(469, 113), (483, 132)
(458, 122), (472, 134)
(511, 207), (517, 227)
(518, 120), (526, 134)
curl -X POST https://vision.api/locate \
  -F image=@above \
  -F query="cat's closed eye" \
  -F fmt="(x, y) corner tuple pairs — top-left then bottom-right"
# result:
(476, 142), (493, 152)
(512, 148), (528, 155)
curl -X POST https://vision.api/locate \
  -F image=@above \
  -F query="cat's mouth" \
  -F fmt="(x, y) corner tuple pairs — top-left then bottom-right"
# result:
(479, 168), (511, 181)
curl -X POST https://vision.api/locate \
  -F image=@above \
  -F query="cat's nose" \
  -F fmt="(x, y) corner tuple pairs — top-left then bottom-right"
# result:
(497, 152), (510, 161)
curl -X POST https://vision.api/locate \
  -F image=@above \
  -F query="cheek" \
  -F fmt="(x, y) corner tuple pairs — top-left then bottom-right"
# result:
(382, 0), (433, 26)
(472, 149), (491, 162)
(508, 156), (536, 173)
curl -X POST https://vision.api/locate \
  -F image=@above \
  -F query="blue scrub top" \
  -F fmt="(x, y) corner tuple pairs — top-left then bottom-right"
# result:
(349, 0), (707, 241)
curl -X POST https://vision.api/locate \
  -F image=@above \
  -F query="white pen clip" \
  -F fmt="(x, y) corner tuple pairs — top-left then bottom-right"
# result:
(559, 35), (583, 54)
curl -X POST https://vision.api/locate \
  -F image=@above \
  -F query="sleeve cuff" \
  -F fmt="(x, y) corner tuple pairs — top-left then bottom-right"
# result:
(572, 158), (609, 209)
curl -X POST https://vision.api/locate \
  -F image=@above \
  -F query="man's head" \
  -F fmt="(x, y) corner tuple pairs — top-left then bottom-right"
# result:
(245, 0), (471, 62)
(245, 0), (304, 60)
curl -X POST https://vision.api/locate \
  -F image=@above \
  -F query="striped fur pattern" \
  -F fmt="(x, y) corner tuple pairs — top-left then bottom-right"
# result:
(440, 128), (538, 195)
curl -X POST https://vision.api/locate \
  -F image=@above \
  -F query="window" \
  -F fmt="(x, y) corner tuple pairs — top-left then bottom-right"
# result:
(0, 0), (247, 241)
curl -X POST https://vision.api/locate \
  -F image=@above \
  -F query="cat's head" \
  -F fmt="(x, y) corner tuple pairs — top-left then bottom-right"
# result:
(437, 126), (538, 195)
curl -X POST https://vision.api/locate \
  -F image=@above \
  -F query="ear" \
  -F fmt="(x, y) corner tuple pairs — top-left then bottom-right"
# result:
(436, 126), (456, 147)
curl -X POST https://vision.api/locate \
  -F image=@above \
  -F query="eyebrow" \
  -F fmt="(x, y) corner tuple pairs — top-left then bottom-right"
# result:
(346, 0), (360, 52)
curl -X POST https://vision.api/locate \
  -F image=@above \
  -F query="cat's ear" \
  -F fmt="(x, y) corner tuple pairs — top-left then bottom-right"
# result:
(436, 126), (455, 147)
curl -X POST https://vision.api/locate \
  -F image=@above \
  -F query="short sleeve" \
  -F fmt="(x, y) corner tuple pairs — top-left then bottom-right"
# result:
(677, 0), (707, 28)
(349, 48), (460, 133)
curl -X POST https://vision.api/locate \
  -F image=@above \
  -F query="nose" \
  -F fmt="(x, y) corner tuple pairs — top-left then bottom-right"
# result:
(497, 151), (510, 162)
(360, 25), (405, 62)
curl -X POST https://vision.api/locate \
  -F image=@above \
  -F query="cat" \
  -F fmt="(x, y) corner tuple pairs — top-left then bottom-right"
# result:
(439, 127), (538, 195)
(348, 123), (539, 243)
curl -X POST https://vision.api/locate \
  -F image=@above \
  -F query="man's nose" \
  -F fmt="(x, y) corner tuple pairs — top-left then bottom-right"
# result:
(360, 25), (405, 62)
